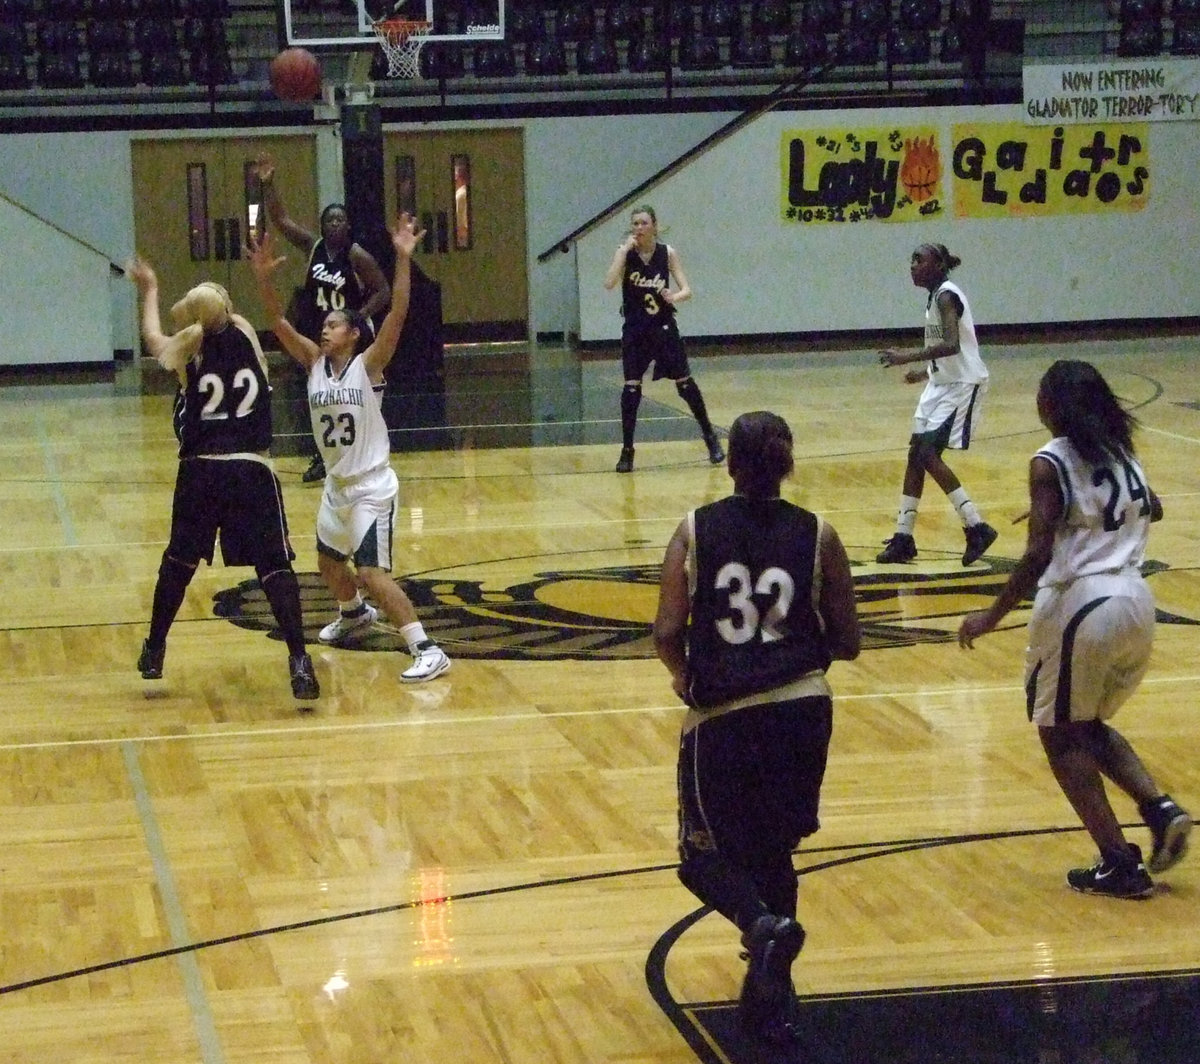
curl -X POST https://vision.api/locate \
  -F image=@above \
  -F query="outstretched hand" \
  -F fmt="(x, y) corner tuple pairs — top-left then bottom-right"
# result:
(254, 153), (275, 184)
(390, 212), (426, 258)
(878, 348), (904, 367)
(245, 228), (286, 278)
(124, 254), (156, 293)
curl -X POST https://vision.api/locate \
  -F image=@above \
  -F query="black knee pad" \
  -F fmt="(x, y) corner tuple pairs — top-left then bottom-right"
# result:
(159, 552), (198, 579)
(255, 560), (296, 588)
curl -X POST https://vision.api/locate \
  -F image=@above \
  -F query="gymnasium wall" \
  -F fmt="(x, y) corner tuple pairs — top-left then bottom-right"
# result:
(0, 101), (1195, 360)
(575, 102), (1200, 341)
(0, 192), (117, 366)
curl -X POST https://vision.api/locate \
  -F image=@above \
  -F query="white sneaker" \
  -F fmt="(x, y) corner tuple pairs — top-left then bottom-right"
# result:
(401, 645), (451, 682)
(318, 604), (378, 644)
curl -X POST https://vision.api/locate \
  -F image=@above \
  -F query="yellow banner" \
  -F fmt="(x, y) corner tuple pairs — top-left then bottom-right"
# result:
(951, 122), (1149, 217)
(781, 127), (944, 223)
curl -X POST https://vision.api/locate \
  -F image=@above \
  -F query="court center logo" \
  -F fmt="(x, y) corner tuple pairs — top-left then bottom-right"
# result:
(212, 549), (1198, 658)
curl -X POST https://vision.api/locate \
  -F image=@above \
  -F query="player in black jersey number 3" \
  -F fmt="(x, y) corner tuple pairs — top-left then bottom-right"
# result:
(654, 411), (861, 1044)
(126, 257), (318, 701)
(603, 205), (725, 473)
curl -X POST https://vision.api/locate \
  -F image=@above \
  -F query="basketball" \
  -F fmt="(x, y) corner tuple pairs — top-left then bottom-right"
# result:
(269, 47), (322, 102)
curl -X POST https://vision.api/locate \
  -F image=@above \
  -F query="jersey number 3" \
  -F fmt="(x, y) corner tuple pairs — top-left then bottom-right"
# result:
(714, 562), (795, 645)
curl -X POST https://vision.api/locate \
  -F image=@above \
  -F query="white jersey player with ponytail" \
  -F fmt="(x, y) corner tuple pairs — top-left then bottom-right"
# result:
(250, 213), (451, 683)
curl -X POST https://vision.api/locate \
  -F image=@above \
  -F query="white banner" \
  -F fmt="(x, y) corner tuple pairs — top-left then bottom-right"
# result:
(1023, 58), (1200, 124)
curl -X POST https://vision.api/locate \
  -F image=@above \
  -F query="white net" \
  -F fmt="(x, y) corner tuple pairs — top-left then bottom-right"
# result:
(372, 19), (432, 79)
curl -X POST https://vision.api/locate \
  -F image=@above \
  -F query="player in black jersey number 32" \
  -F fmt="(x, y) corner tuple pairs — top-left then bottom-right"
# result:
(654, 411), (861, 1044)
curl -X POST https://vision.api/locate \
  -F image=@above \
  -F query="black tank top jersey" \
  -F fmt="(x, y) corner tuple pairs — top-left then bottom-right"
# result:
(686, 495), (831, 709)
(173, 324), (272, 458)
(296, 239), (367, 341)
(621, 242), (675, 330)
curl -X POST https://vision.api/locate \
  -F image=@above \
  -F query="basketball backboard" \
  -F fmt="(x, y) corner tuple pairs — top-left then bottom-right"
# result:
(281, 0), (505, 49)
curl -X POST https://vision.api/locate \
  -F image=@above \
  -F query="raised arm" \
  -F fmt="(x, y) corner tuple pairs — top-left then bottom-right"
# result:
(349, 241), (391, 321)
(125, 255), (168, 362)
(246, 229), (320, 370)
(126, 255), (203, 383)
(255, 153), (316, 253)
(362, 213), (425, 380)
(603, 234), (634, 290)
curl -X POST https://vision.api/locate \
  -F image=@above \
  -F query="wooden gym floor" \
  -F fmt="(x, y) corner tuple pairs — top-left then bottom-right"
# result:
(1, 331), (1198, 1063)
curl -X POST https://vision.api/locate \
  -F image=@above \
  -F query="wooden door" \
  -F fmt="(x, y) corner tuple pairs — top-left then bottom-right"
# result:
(383, 127), (526, 339)
(131, 136), (317, 331)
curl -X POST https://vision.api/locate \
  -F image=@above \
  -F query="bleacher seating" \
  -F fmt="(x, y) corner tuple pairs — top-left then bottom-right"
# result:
(0, 0), (1176, 108)
(890, 25), (933, 62)
(678, 29), (721, 68)
(627, 33), (669, 71)
(701, 0), (740, 37)
(0, 16), (26, 89)
(899, 0), (942, 29)
(36, 19), (82, 88)
(605, 0), (644, 39)
(805, 0), (845, 32)
(785, 26), (831, 65)
(525, 33), (568, 73)
(421, 41), (466, 79)
(653, 0), (695, 40)
(473, 39), (517, 76)
(576, 33), (619, 72)
(555, 0), (595, 40)
(732, 29), (774, 65)
(752, 0), (793, 35)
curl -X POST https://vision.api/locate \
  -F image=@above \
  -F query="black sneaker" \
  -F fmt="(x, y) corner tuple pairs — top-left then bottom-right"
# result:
(137, 639), (165, 680)
(302, 454), (326, 483)
(704, 433), (725, 465)
(289, 653), (320, 701)
(1067, 845), (1153, 899)
(614, 447), (634, 473)
(1140, 795), (1192, 873)
(739, 914), (806, 1004)
(962, 522), (998, 565)
(876, 532), (917, 563)
(748, 988), (806, 1050)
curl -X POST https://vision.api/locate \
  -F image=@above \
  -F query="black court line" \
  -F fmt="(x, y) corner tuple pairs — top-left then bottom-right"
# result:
(0, 823), (1096, 998)
(0, 824), (1088, 998)
(646, 823), (1199, 1064)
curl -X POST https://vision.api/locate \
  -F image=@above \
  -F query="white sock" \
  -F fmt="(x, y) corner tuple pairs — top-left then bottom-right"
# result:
(897, 495), (920, 536)
(948, 487), (981, 527)
(399, 621), (431, 653)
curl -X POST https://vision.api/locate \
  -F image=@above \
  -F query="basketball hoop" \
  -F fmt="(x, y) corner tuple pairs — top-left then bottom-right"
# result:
(372, 18), (432, 79)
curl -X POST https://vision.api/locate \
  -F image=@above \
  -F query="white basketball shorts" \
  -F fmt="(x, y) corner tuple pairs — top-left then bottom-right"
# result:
(1024, 571), (1155, 728)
